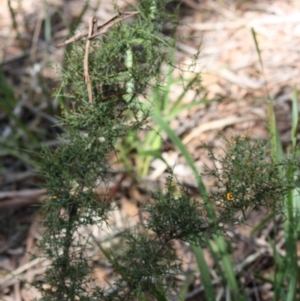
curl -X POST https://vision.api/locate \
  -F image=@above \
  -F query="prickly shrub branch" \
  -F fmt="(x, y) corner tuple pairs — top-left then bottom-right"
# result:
(35, 1), (300, 300)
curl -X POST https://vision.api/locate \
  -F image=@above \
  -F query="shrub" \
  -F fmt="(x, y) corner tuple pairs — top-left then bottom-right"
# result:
(34, 1), (300, 300)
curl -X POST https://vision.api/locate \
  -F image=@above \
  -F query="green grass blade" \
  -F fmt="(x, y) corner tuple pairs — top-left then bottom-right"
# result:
(151, 286), (168, 301)
(151, 110), (207, 201)
(206, 236), (228, 283)
(160, 53), (175, 112)
(170, 75), (201, 113)
(63, 0), (90, 62)
(207, 235), (243, 301)
(0, 143), (39, 168)
(137, 149), (169, 166)
(177, 274), (194, 301)
(166, 100), (208, 121)
(282, 163), (299, 301)
(137, 128), (163, 175)
(7, 0), (19, 36)
(216, 235), (245, 301)
(0, 101), (41, 148)
(267, 103), (284, 163)
(251, 27), (283, 163)
(250, 212), (275, 235)
(0, 71), (41, 148)
(0, 69), (18, 105)
(44, 0), (52, 52)
(192, 244), (216, 301)
(270, 239), (285, 301)
(251, 28), (264, 71)
(291, 86), (298, 147)
(151, 111), (243, 300)
(69, 0), (90, 34)
(151, 111), (222, 300)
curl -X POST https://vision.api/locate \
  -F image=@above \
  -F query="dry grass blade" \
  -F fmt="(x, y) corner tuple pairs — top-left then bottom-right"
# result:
(0, 189), (46, 199)
(0, 258), (46, 290)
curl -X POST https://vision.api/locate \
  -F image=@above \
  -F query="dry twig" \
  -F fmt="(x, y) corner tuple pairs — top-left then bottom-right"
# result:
(56, 12), (139, 47)
(57, 11), (139, 105)
(84, 17), (97, 104)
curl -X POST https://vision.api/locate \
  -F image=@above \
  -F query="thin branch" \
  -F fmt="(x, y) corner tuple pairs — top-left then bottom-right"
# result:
(84, 16), (96, 104)
(56, 12), (139, 47)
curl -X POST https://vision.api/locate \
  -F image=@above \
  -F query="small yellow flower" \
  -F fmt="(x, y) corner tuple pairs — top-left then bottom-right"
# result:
(226, 192), (233, 201)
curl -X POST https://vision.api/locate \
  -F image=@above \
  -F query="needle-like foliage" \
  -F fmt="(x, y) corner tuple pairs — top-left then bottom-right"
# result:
(34, 1), (300, 300)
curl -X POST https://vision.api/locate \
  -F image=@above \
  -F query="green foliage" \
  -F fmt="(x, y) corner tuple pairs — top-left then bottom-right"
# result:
(206, 137), (297, 222)
(34, 1), (183, 300)
(144, 177), (210, 243)
(110, 229), (179, 298)
(35, 1), (300, 300)
(118, 62), (204, 177)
